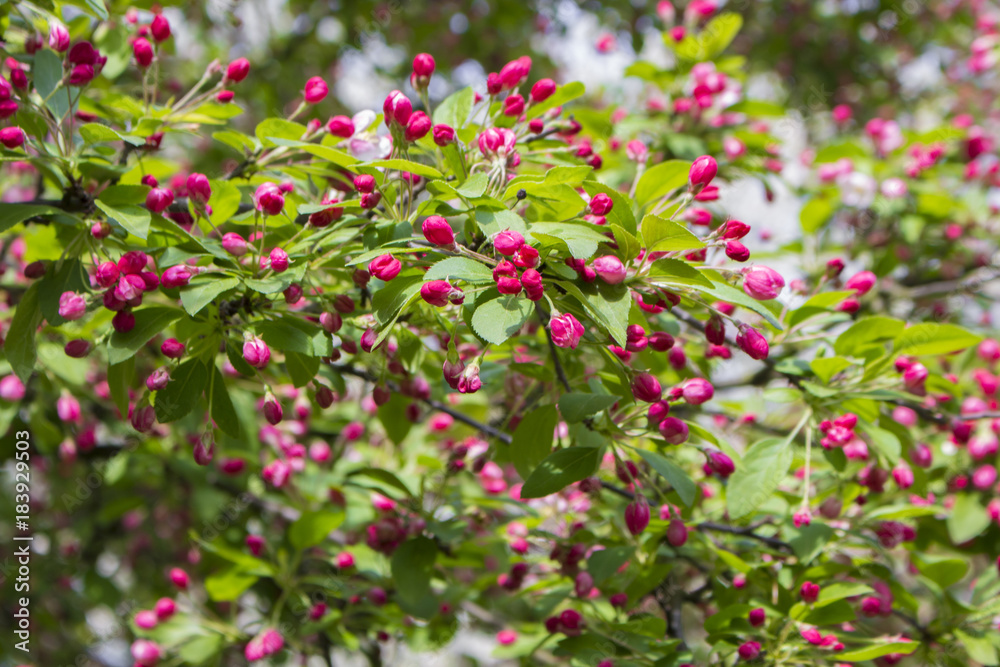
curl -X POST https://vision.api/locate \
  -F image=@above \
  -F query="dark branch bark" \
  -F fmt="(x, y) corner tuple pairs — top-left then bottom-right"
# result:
(697, 521), (791, 551)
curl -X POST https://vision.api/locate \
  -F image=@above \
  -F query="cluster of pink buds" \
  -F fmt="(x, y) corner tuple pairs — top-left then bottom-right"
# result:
(544, 609), (584, 636)
(92, 251), (163, 333)
(800, 627), (844, 651)
(478, 127), (519, 165)
(245, 628), (284, 662)
(895, 356), (929, 395)
(818, 413), (857, 449)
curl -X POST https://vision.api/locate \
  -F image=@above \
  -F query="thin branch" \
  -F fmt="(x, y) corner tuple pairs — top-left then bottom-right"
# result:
(697, 521), (792, 551)
(329, 363), (512, 444)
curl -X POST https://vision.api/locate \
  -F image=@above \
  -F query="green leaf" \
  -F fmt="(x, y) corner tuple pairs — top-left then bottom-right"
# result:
(255, 118), (308, 147)
(391, 537), (438, 618)
(520, 446), (603, 499)
(347, 468), (413, 497)
(693, 279), (783, 330)
(836, 641), (918, 662)
(99, 184), (150, 206)
(527, 81), (585, 119)
(470, 294), (532, 346)
(363, 159), (442, 179)
(611, 224), (641, 262)
(180, 277), (240, 316)
(635, 161), (691, 206)
(475, 208), (527, 236)
(511, 405), (558, 480)
(204, 570), (257, 602)
(815, 582), (874, 608)
(424, 257), (494, 283)
(107, 358), (135, 418)
(154, 359), (208, 423)
(95, 200), (151, 240)
(371, 274), (423, 327)
(0, 205), (64, 233)
(285, 350), (320, 388)
(955, 629), (999, 666)
(726, 99), (786, 117)
(79, 123), (144, 146)
(640, 214), (706, 252)
(377, 392), (413, 445)
(557, 393), (619, 422)
(34, 49), (74, 120)
(7, 283), (42, 382)
(433, 86), (475, 128)
(912, 554), (969, 589)
(860, 424), (900, 464)
(177, 635), (223, 665)
(590, 283), (632, 346)
(834, 316), (905, 356)
(108, 307), (185, 365)
(208, 180), (243, 227)
(726, 437), (793, 519)
(529, 221), (612, 259)
(800, 196), (834, 233)
(810, 357), (852, 384)
(647, 257), (713, 288)
(38, 259), (89, 326)
(587, 546), (634, 584)
(207, 364), (240, 438)
(289, 510), (345, 549)
(636, 449), (697, 506)
(894, 323), (981, 357)
(456, 172), (489, 198)
(947, 494), (991, 544)
(256, 319), (315, 356)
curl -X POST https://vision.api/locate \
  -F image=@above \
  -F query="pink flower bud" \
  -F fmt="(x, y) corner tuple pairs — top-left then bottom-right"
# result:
(58, 291), (87, 320)
(496, 275), (521, 295)
(303, 76), (328, 104)
(800, 581), (820, 603)
(154, 598), (176, 620)
(589, 193), (614, 216)
(169, 567), (189, 589)
(421, 280), (457, 307)
(412, 52), (435, 77)
(243, 335), (271, 369)
(113, 310), (135, 332)
(503, 94), (525, 116)
(131, 639), (162, 666)
(736, 324), (769, 360)
(133, 37), (154, 67)
(658, 417), (689, 444)
(222, 232), (248, 256)
(186, 173), (211, 207)
(422, 215), (455, 246)
(522, 268), (544, 301)
(550, 313), (585, 349)
(146, 367), (170, 391)
(574, 571), (594, 597)
(245, 629), (284, 662)
(845, 270), (877, 295)
(742, 266), (785, 300)
(263, 394), (283, 425)
(707, 450), (735, 478)
(499, 56), (532, 89)
(749, 608), (766, 627)
(225, 58), (250, 83)
(326, 114), (355, 138)
(49, 23), (71, 51)
(145, 187), (174, 214)
(625, 497), (651, 535)
(679, 378), (713, 405)
(404, 111), (432, 141)
(95, 261), (120, 288)
(738, 641), (761, 661)
(68, 64), (95, 86)
(269, 247), (289, 273)
(254, 182), (284, 216)
(689, 155), (718, 190)
(0, 126), (25, 149)
(369, 254), (401, 281)
(493, 230), (525, 255)
(432, 124), (456, 146)
(161, 265), (196, 288)
(631, 372), (662, 403)
(65, 339), (93, 358)
(592, 255), (627, 284)
(725, 240), (750, 262)
(150, 14), (171, 42)
(910, 443), (932, 468)
(496, 629), (517, 645)
(530, 78), (557, 102)
(383, 89), (413, 127)
(666, 519), (688, 546)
